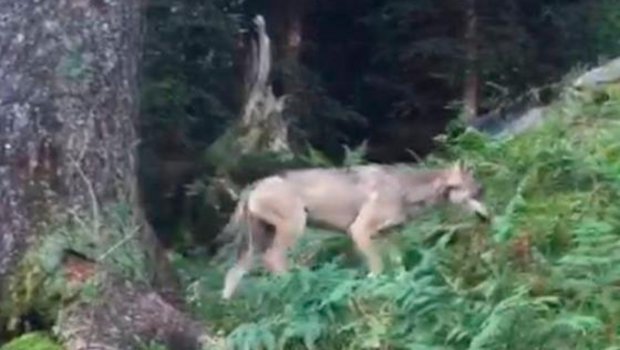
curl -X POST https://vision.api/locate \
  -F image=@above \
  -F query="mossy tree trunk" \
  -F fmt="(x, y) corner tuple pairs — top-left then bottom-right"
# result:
(0, 0), (209, 348)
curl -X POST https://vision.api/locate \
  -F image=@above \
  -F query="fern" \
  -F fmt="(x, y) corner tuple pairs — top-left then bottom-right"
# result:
(176, 82), (620, 350)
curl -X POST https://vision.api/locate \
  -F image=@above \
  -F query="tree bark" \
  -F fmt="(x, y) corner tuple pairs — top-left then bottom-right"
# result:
(0, 0), (139, 295)
(206, 14), (291, 167)
(0, 0), (208, 347)
(269, 0), (307, 95)
(463, 0), (479, 121)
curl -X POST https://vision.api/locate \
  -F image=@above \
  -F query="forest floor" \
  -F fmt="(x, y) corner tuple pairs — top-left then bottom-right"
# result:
(172, 85), (620, 349)
(3, 82), (620, 350)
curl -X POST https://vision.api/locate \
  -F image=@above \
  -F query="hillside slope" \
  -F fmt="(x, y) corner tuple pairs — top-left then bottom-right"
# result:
(178, 82), (620, 350)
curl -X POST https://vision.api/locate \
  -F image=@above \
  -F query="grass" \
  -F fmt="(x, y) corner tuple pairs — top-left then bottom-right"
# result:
(0, 332), (63, 350)
(174, 84), (620, 349)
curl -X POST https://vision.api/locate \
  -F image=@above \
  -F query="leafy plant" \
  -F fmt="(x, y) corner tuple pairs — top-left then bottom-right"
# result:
(172, 72), (620, 350)
(0, 332), (62, 350)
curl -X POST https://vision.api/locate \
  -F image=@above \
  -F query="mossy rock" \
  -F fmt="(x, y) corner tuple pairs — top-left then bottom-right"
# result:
(0, 332), (63, 350)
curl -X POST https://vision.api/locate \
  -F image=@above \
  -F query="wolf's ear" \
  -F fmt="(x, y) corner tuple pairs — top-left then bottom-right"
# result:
(453, 160), (472, 174)
(452, 160), (465, 173)
(446, 162), (464, 186)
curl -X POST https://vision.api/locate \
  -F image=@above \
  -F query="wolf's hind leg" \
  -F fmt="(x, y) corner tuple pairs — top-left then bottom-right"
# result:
(222, 248), (254, 300)
(248, 188), (307, 275)
(262, 200), (307, 274)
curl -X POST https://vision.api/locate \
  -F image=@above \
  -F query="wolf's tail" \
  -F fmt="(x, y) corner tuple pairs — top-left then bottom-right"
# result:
(214, 186), (253, 254)
(220, 185), (269, 299)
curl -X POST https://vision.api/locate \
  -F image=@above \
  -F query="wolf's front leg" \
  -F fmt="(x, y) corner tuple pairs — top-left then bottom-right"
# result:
(348, 195), (385, 275)
(349, 191), (407, 276)
(349, 222), (383, 276)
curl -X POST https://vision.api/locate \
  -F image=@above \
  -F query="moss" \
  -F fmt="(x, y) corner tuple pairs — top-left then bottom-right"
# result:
(0, 332), (63, 350)
(2, 202), (148, 333)
(2, 241), (65, 333)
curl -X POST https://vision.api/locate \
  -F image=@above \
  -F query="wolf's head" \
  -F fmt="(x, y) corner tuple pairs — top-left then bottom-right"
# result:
(442, 161), (490, 221)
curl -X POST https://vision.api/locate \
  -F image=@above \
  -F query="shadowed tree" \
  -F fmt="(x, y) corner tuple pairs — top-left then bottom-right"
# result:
(0, 0), (210, 348)
(463, 0), (480, 121)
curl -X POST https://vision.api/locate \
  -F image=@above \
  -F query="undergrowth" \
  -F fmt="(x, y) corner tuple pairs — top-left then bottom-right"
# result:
(175, 85), (620, 349)
(1, 203), (148, 340)
(0, 332), (63, 350)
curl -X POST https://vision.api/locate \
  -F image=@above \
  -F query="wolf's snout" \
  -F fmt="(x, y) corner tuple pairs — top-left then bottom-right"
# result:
(475, 209), (490, 222)
(467, 198), (490, 221)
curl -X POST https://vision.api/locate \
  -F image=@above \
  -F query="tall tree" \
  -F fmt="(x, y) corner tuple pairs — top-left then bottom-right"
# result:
(269, 0), (308, 95)
(463, 0), (480, 121)
(0, 0), (208, 347)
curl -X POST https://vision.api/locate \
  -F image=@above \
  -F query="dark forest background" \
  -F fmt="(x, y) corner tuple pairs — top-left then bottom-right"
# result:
(138, 0), (620, 252)
(3, 0), (620, 348)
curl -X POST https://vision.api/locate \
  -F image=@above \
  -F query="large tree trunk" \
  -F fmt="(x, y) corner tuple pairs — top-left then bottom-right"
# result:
(462, 0), (479, 121)
(0, 0), (209, 348)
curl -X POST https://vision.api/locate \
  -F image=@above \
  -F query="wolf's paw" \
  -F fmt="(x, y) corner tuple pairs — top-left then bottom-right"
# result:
(367, 271), (380, 279)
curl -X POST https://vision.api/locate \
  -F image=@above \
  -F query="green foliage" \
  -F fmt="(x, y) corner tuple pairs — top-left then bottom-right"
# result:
(141, 0), (241, 147)
(138, 339), (170, 350)
(0, 332), (62, 350)
(173, 83), (620, 349)
(56, 50), (93, 81)
(342, 141), (369, 167)
(294, 141), (369, 168)
(1, 203), (148, 333)
(588, 0), (620, 58)
(46, 202), (150, 282)
(358, 0), (620, 119)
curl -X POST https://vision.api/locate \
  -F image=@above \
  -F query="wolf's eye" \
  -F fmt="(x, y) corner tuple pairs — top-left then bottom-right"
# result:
(473, 185), (484, 198)
(444, 185), (458, 198)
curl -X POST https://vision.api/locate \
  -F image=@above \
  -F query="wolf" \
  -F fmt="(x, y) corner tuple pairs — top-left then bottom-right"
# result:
(220, 161), (489, 299)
